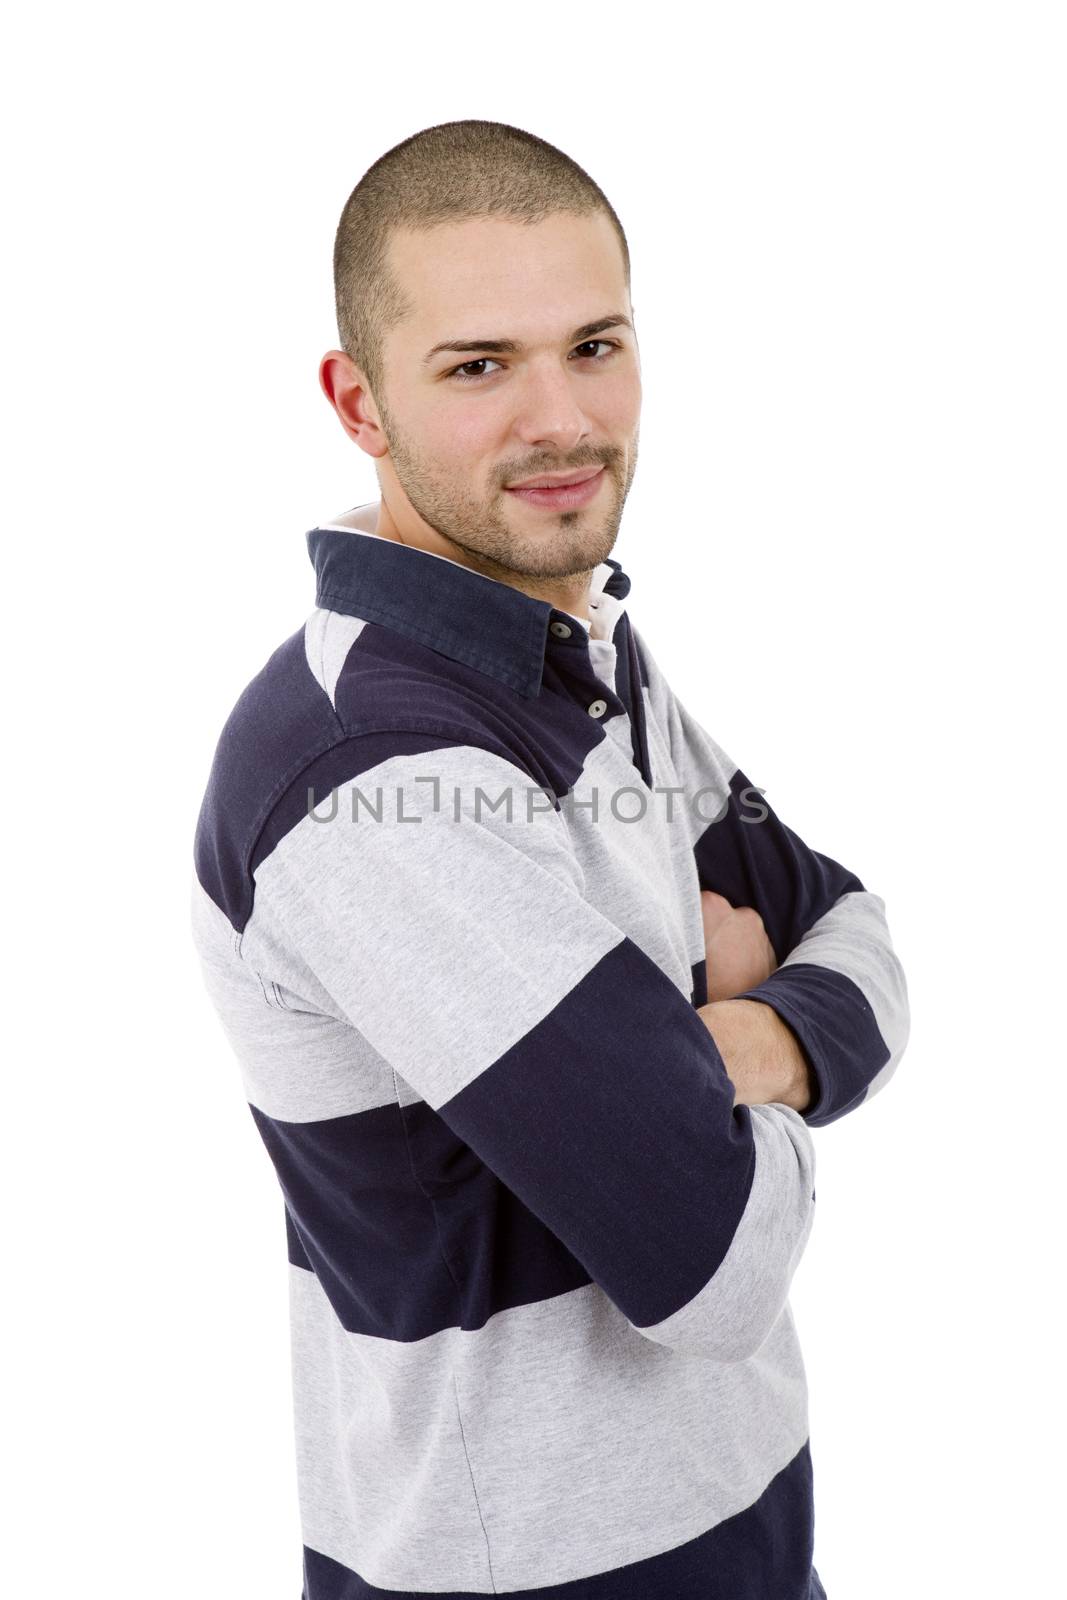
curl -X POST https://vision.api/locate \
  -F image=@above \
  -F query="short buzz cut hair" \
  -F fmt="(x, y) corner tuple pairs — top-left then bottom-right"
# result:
(332, 119), (630, 403)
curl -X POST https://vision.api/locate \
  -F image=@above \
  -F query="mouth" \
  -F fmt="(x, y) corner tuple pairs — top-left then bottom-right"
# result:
(504, 466), (606, 510)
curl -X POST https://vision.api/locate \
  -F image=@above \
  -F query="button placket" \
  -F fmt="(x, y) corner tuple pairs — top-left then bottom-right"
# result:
(545, 613), (625, 725)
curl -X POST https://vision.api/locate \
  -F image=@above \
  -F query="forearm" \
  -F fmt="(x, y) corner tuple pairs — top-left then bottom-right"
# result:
(733, 890), (911, 1126)
(698, 998), (814, 1114)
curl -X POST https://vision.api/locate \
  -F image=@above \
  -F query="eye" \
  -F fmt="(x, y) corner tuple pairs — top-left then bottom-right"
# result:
(572, 339), (617, 361)
(447, 357), (504, 383)
(445, 339), (622, 384)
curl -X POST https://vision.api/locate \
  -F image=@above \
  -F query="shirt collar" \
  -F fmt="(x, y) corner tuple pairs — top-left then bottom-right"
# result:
(305, 502), (632, 700)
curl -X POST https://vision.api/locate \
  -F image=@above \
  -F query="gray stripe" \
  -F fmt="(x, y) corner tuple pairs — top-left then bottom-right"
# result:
(251, 746), (628, 1109)
(303, 606), (366, 709)
(780, 887), (911, 1080)
(191, 872), (397, 1120)
(289, 1262), (811, 1592)
(561, 733), (708, 991)
(637, 1102), (816, 1363)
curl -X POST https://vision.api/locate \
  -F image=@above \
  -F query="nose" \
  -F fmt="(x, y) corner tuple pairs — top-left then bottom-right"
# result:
(510, 356), (593, 452)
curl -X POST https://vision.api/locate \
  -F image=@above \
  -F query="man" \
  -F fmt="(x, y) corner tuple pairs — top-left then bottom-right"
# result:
(190, 118), (909, 1599)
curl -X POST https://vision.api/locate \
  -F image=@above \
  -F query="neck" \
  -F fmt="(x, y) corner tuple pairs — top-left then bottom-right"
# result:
(373, 495), (594, 622)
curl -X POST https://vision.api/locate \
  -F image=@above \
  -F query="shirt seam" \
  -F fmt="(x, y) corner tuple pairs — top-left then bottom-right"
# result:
(390, 1066), (497, 1586)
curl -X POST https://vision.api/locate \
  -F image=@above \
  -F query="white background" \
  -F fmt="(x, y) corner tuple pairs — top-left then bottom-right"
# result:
(4, 4), (1063, 1596)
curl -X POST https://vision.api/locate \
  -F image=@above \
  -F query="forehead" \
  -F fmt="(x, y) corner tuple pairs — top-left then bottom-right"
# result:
(385, 212), (628, 340)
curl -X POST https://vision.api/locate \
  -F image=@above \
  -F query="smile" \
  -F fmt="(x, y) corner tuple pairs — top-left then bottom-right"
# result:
(504, 468), (606, 510)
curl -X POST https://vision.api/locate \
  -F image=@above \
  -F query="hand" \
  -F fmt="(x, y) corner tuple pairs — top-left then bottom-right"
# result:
(699, 998), (814, 1114)
(700, 889), (777, 1002)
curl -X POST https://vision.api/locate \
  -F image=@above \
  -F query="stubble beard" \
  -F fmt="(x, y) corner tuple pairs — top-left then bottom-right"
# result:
(378, 404), (638, 584)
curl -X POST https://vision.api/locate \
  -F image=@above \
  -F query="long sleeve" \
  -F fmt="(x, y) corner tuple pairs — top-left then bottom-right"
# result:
(633, 622), (911, 1128)
(245, 737), (817, 1366)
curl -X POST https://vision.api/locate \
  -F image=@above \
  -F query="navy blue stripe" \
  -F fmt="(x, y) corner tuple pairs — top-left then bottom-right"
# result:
(439, 935), (754, 1332)
(738, 963), (891, 1128)
(616, 613), (655, 786)
(284, 1199), (312, 1270)
(327, 613), (638, 802)
(300, 1436), (817, 1598)
(692, 768), (864, 965)
(252, 1100), (591, 1339)
(331, 620), (593, 752)
(193, 627), (340, 931)
(631, 626), (651, 690)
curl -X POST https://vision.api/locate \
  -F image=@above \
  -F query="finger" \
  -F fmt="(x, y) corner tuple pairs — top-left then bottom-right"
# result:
(700, 889), (734, 942)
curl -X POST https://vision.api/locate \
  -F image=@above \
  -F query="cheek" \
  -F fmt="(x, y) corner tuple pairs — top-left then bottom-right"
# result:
(422, 404), (502, 465)
(602, 374), (641, 434)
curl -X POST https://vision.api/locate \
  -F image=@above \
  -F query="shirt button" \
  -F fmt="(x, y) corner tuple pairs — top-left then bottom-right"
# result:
(587, 698), (608, 718)
(549, 620), (572, 638)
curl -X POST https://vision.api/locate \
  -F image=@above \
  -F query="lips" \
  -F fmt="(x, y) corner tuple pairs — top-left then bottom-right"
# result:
(504, 467), (606, 510)
(506, 467), (603, 489)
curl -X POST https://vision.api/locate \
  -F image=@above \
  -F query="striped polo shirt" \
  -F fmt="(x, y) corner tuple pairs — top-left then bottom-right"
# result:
(190, 498), (909, 1599)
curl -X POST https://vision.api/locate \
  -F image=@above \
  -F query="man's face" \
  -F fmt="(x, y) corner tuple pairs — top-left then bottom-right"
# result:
(369, 211), (641, 582)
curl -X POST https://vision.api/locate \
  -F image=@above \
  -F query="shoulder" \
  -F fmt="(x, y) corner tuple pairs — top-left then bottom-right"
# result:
(192, 618), (548, 932)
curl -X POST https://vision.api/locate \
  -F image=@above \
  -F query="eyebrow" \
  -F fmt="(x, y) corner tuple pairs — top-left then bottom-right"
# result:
(422, 314), (634, 366)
